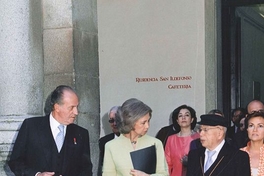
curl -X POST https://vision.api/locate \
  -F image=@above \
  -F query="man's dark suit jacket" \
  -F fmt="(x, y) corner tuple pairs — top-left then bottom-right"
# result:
(227, 125), (237, 140)
(232, 130), (248, 149)
(8, 116), (93, 176)
(155, 124), (178, 147)
(98, 133), (115, 176)
(186, 142), (250, 176)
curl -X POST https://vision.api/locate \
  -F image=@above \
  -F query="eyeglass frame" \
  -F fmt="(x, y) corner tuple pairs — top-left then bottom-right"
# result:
(108, 118), (115, 123)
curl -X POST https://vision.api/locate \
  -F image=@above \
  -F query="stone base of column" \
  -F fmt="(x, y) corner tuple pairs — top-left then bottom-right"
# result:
(0, 115), (39, 176)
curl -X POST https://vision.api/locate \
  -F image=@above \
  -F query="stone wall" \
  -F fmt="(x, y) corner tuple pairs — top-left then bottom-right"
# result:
(0, 0), (99, 175)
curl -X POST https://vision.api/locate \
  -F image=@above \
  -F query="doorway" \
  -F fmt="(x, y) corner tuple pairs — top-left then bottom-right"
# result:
(221, 0), (264, 119)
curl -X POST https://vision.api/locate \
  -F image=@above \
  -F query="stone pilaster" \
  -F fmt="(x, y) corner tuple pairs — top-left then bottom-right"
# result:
(0, 0), (43, 175)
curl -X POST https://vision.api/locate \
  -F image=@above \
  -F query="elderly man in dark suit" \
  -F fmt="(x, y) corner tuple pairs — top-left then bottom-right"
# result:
(98, 106), (120, 176)
(8, 85), (93, 176)
(187, 114), (250, 176)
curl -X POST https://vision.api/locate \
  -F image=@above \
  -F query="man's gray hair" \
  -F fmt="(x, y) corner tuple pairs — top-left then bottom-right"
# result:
(108, 106), (119, 116)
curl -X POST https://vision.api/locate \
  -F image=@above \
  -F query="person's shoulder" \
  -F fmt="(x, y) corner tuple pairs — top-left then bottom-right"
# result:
(224, 141), (238, 149)
(144, 135), (163, 145)
(236, 148), (250, 157)
(160, 125), (173, 131)
(191, 132), (200, 138)
(156, 125), (173, 134)
(188, 146), (204, 156)
(104, 135), (121, 148)
(23, 115), (47, 124)
(229, 149), (250, 163)
(224, 142), (249, 157)
(68, 123), (88, 133)
(166, 133), (177, 141)
(99, 133), (115, 142)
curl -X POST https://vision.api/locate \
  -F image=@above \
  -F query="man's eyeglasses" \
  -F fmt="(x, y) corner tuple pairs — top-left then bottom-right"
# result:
(108, 118), (115, 123)
(198, 127), (221, 133)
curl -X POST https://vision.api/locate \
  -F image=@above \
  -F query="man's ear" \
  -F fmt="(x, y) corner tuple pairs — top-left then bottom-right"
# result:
(218, 127), (225, 138)
(54, 103), (60, 112)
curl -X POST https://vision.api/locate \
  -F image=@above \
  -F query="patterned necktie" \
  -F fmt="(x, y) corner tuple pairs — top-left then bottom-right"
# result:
(204, 150), (216, 172)
(56, 124), (65, 152)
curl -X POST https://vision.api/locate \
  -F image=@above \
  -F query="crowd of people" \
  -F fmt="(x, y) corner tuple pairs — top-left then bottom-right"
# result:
(6, 85), (264, 176)
(97, 99), (264, 176)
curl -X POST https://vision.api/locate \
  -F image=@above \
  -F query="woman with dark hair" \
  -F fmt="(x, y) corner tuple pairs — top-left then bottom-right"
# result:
(240, 111), (264, 176)
(165, 105), (199, 176)
(102, 98), (168, 176)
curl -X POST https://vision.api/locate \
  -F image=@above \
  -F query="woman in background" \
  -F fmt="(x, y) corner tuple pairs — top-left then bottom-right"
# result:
(240, 111), (264, 176)
(103, 98), (168, 176)
(165, 105), (199, 176)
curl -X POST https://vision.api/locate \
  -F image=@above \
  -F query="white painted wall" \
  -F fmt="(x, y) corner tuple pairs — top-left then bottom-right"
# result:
(98, 0), (206, 137)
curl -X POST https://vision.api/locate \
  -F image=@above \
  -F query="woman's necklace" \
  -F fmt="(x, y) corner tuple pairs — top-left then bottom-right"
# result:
(130, 134), (138, 145)
(131, 141), (137, 144)
(256, 145), (264, 176)
(178, 130), (194, 137)
(243, 143), (264, 176)
(130, 139), (137, 149)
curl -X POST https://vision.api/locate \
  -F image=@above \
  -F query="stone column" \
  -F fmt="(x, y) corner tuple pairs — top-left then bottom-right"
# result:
(43, 0), (99, 175)
(205, 0), (221, 111)
(0, 0), (43, 175)
(72, 0), (100, 174)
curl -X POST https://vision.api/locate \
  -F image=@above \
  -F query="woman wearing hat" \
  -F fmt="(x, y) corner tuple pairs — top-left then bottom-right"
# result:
(165, 105), (199, 176)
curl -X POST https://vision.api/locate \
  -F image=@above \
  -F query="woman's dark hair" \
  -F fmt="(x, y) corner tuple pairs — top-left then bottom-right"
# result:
(115, 98), (152, 134)
(172, 105), (197, 130)
(245, 111), (264, 130)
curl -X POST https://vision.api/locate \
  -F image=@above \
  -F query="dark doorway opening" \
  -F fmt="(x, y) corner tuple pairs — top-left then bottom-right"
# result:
(221, 0), (264, 121)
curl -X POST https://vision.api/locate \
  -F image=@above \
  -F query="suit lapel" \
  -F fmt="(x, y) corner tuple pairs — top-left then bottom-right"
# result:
(38, 116), (54, 168)
(61, 124), (78, 173)
(110, 133), (115, 140)
(204, 142), (233, 176)
(199, 149), (206, 174)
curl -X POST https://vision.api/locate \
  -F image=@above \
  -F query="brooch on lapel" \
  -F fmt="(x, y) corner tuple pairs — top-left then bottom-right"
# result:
(73, 138), (77, 145)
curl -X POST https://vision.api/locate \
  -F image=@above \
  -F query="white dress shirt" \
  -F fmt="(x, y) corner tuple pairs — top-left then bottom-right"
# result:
(50, 114), (66, 140)
(204, 139), (225, 166)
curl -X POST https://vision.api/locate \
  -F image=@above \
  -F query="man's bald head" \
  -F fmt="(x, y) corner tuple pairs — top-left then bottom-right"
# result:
(247, 100), (264, 114)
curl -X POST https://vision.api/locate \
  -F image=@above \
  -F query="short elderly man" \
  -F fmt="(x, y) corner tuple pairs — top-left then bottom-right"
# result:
(98, 106), (120, 176)
(187, 114), (250, 176)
